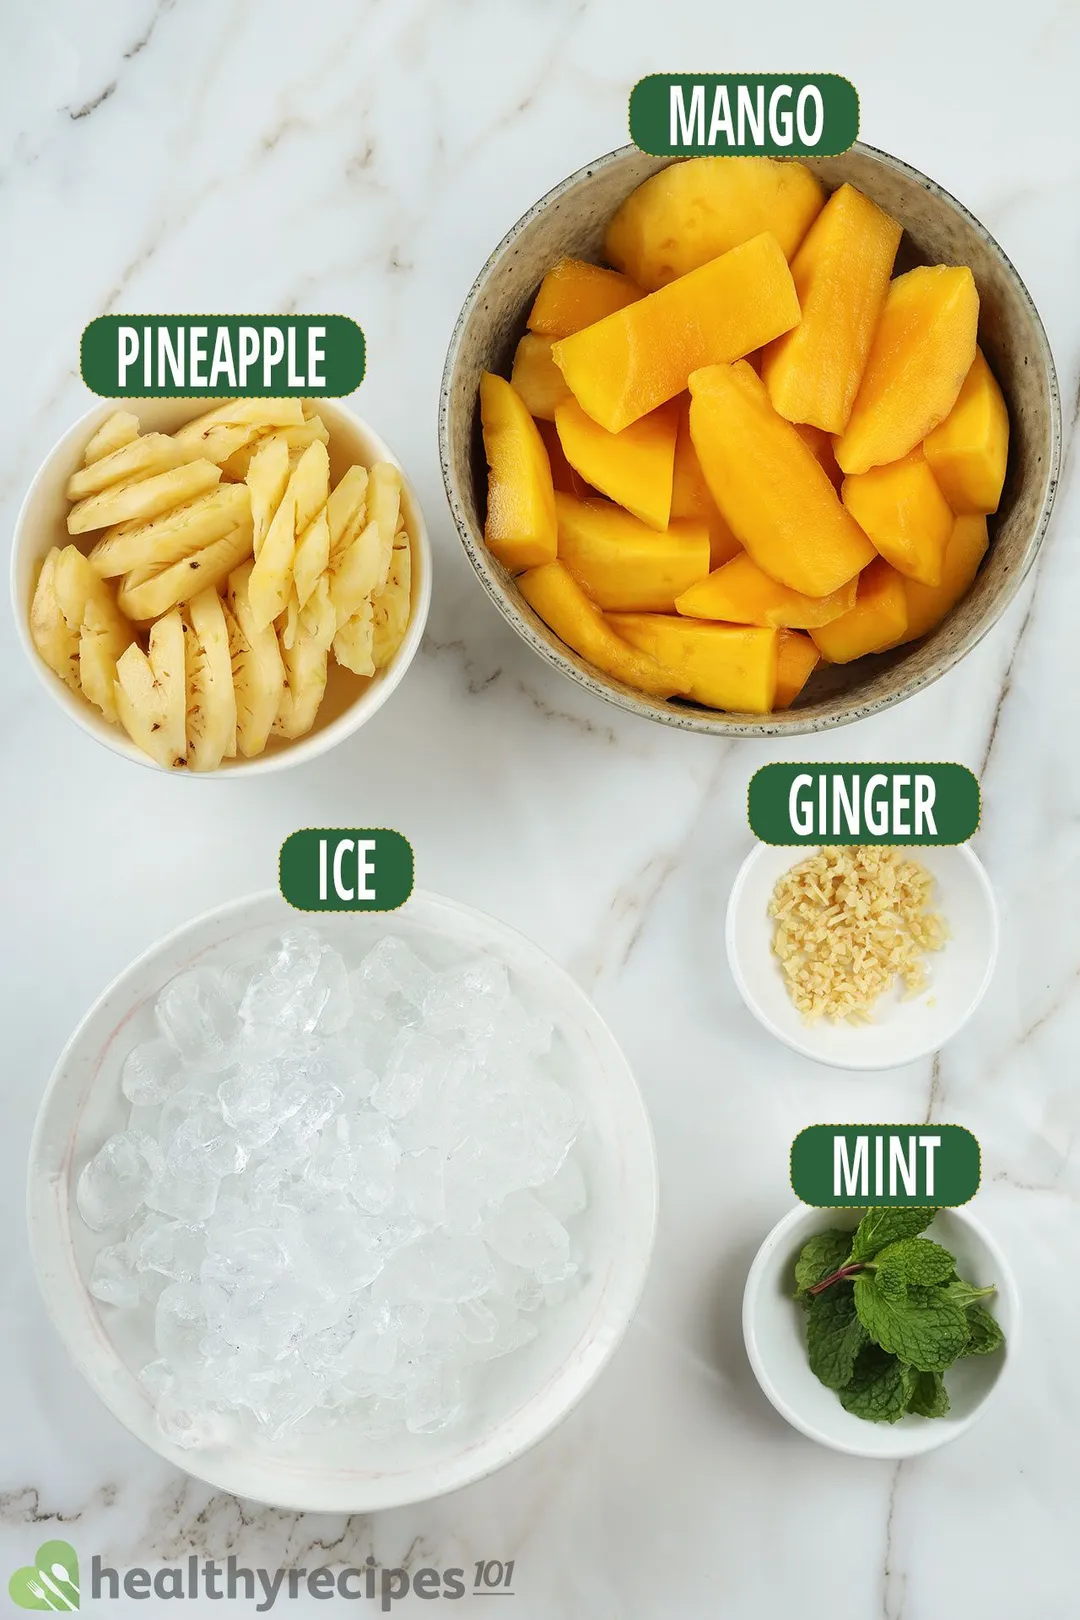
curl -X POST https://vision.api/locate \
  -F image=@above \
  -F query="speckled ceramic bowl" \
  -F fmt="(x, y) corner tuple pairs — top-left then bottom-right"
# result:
(439, 144), (1060, 736)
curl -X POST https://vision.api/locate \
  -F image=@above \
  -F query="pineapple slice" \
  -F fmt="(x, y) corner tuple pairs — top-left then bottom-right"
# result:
(371, 528), (412, 669)
(171, 398), (305, 464)
(117, 510), (254, 620)
(114, 610), (187, 768)
(247, 435), (291, 556)
(274, 575), (335, 739)
(80, 598), (135, 723)
(66, 433), (186, 500)
(184, 588), (237, 771)
(68, 460), (221, 535)
(89, 484), (250, 578)
(366, 463), (401, 594)
(219, 416), (330, 482)
(83, 410), (140, 464)
(247, 440), (329, 631)
(29, 548), (81, 691)
(292, 506), (331, 614)
(225, 561), (284, 757)
(332, 596), (376, 676)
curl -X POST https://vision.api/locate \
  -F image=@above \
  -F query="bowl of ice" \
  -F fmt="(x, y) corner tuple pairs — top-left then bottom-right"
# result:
(28, 891), (657, 1511)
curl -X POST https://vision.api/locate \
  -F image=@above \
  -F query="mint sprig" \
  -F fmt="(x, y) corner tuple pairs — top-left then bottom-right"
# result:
(792, 1208), (1006, 1423)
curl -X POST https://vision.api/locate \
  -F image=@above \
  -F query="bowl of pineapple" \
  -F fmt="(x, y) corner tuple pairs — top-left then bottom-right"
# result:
(13, 397), (431, 772)
(439, 146), (1059, 734)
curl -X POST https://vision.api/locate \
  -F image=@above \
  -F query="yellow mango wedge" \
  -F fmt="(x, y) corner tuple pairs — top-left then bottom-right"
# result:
(774, 631), (821, 708)
(510, 333), (571, 422)
(604, 157), (825, 289)
(556, 493), (710, 612)
(537, 419), (595, 498)
(552, 232), (800, 434)
(518, 561), (688, 697)
(554, 396), (678, 529)
(923, 349), (1009, 515)
(811, 557), (908, 663)
(671, 395), (742, 567)
(480, 372), (558, 573)
(688, 361), (876, 597)
(609, 612), (779, 713)
(793, 422), (843, 489)
(761, 183), (902, 434)
(675, 551), (856, 629)
(527, 257), (643, 338)
(842, 448), (954, 586)
(893, 513), (989, 644)
(834, 265), (979, 475)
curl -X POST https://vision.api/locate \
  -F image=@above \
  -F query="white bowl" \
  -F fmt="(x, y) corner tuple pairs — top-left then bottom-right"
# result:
(743, 1204), (1019, 1458)
(27, 890), (658, 1512)
(725, 842), (998, 1070)
(10, 397), (432, 776)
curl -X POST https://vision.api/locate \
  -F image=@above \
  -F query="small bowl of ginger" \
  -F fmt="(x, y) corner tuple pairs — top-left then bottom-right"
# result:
(12, 396), (431, 775)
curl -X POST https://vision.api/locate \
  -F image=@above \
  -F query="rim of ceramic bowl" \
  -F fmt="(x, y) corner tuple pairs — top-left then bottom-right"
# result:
(439, 141), (1061, 738)
(27, 888), (659, 1512)
(724, 841), (999, 1070)
(11, 397), (433, 778)
(742, 1202), (1020, 1457)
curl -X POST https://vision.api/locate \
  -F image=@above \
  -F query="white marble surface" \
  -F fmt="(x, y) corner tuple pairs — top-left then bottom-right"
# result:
(3, 1), (1080, 1614)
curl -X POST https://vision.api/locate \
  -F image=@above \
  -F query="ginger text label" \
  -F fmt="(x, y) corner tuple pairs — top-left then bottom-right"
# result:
(749, 763), (980, 845)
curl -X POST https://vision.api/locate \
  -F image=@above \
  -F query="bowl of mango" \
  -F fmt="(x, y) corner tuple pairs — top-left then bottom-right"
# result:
(440, 145), (1059, 733)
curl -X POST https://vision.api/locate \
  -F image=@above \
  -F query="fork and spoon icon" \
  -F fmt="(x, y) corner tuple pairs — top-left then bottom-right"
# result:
(24, 1564), (80, 1610)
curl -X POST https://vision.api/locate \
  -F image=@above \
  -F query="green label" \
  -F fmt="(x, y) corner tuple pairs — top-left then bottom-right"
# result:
(10, 1541), (80, 1609)
(81, 315), (365, 397)
(279, 829), (413, 912)
(748, 763), (980, 845)
(629, 73), (858, 157)
(792, 1125), (981, 1207)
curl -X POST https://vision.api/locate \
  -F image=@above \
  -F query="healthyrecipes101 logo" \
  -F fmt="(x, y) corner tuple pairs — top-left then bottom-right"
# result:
(10, 1544), (518, 1610)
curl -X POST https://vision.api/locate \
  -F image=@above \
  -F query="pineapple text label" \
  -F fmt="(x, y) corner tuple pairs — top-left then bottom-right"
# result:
(116, 322), (326, 391)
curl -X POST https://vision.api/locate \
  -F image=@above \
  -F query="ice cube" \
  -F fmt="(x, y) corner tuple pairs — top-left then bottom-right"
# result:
(146, 1158), (220, 1223)
(157, 970), (239, 1071)
(423, 957), (510, 1037)
(383, 1234), (495, 1304)
(536, 1153), (587, 1222)
(77, 1132), (159, 1230)
(404, 1365), (463, 1434)
(129, 1214), (205, 1282)
(201, 1226), (289, 1294)
(357, 936), (434, 1009)
(483, 1191), (571, 1280)
(89, 1242), (140, 1308)
(304, 1206), (385, 1294)
(154, 1280), (208, 1365)
(121, 1038), (183, 1106)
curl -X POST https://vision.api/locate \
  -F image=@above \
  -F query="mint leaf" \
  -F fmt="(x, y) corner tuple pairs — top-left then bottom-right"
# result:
(943, 1279), (996, 1310)
(806, 1286), (869, 1389)
(853, 1272), (970, 1371)
(794, 1229), (852, 1301)
(963, 1303), (1005, 1357)
(874, 1238), (956, 1288)
(838, 1345), (914, 1423)
(849, 1207), (937, 1262)
(908, 1370), (950, 1418)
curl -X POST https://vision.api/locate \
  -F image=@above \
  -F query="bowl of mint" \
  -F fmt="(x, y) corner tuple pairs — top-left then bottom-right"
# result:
(742, 1204), (1018, 1457)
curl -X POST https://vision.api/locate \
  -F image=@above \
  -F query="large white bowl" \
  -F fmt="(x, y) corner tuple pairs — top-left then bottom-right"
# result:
(743, 1204), (1019, 1459)
(725, 842), (999, 1070)
(11, 397), (432, 776)
(27, 890), (658, 1512)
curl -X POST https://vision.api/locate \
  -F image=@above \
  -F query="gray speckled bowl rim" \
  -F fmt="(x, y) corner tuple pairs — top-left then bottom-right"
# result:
(438, 141), (1061, 738)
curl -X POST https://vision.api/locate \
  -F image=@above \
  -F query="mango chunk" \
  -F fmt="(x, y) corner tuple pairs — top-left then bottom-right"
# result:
(480, 372), (557, 573)
(842, 448), (953, 586)
(609, 612), (779, 713)
(775, 631), (821, 708)
(794, 422), (842, 489)
(527, 257), (643, 338)
(556, 493), (710, 612)
(554, 396), (677, 529)
(518, 561), (687, 697)
(895, 513), (989, 644)
(510, 333), (571, 422)
(761, 183), (902, 434)
(551, 233), (800, 434)
(671, 396), (742, 567)
(688, 361), (876, 597)
(834, 265), (979, 475)
(537, 419), (595, 498)
(923, 349), (1009, 515)
(675, 551), (856, 629)
(810, 557), (908, 662)
(604, 157), (825, 290)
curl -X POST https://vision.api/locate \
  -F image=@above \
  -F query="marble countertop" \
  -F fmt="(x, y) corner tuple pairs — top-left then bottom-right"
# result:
(4, 2), (1080, 1615)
